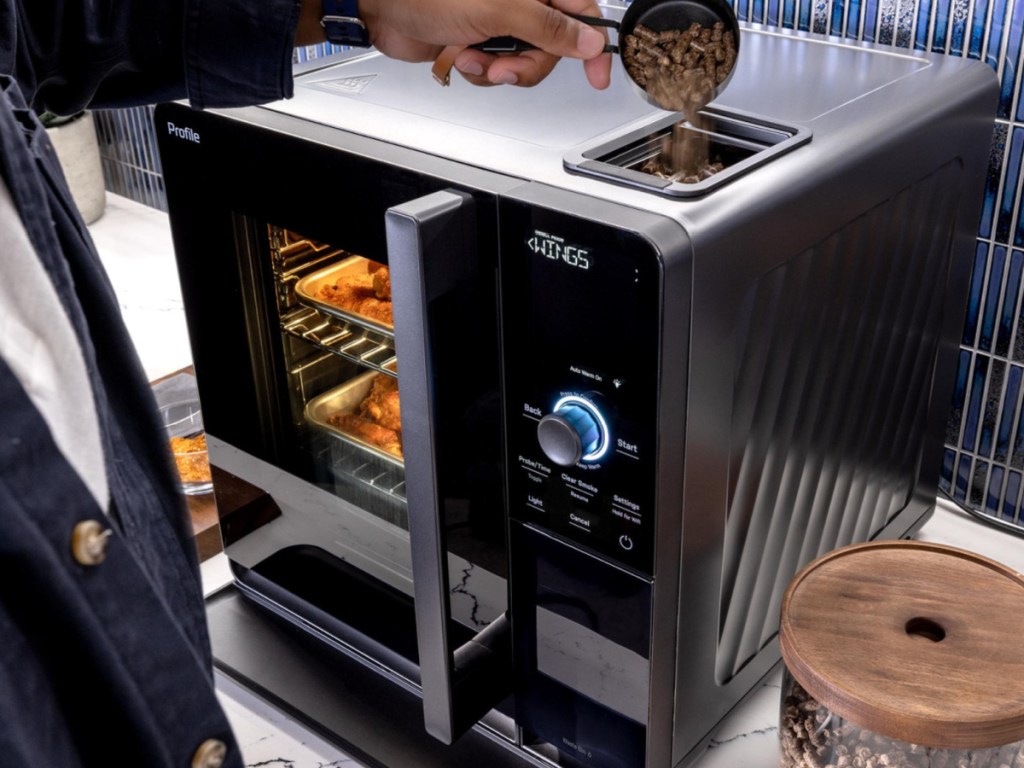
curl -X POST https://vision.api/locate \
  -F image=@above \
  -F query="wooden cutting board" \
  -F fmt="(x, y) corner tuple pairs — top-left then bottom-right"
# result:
(779, 540), (1024, 749)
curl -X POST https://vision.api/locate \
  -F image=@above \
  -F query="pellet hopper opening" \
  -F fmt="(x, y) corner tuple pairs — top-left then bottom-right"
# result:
(565, 107), (811, 198)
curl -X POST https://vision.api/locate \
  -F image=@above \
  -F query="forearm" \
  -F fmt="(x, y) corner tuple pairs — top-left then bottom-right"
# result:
(296, 0), (328, 47)
(15, 0), (305, 114)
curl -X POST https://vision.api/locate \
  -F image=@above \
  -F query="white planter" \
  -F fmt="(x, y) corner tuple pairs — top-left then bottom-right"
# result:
(46, 111), (106, 224)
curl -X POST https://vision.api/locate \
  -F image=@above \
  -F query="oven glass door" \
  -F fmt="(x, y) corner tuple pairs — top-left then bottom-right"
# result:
(155, 102), (512, 744)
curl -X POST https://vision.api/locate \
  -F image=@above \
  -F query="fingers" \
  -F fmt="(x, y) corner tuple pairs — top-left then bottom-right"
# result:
(362, 0), (613, 90)
(503, 0), (611, 89)
(452, 0), (612, 90)
(454, 49), (560, 88)
(454, 49), (610, 90)
(583, 52), (612, 90)
(503, 0), (607, 59)
(549, 0), (612, 88)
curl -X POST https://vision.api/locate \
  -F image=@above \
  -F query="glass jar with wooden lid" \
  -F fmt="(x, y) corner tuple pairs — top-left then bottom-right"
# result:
(778, 540), (1024, 768)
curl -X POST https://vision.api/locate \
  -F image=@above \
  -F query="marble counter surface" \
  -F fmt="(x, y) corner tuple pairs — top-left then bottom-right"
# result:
(92, 193), (1024, 768)
(199, 499), (1024, 768)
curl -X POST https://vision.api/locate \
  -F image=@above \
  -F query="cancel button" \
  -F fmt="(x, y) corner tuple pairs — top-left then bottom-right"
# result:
(567, 509), (597, 533)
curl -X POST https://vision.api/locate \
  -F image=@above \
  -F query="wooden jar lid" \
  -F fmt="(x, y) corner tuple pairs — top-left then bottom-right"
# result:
(779, 540), (1024, 749)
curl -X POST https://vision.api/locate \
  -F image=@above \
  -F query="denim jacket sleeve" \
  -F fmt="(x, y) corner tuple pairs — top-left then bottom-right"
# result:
(7, 0), (301, 115)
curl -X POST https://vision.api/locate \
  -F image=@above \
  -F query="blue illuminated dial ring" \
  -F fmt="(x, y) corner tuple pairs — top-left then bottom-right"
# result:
(536, 395), (610, 465)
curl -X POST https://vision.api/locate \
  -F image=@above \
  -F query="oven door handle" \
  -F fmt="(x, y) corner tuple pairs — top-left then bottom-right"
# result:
(386, 189), (511, 744)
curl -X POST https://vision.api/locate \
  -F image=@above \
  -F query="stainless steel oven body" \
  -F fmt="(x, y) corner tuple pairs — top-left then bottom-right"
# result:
(156, 20), (996, 768)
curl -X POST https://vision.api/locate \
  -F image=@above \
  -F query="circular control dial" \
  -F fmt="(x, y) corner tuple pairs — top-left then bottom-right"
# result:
(536, 396), (609, 466)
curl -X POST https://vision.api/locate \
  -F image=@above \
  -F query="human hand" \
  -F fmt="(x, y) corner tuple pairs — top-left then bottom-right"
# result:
(358, 0), (612, 90)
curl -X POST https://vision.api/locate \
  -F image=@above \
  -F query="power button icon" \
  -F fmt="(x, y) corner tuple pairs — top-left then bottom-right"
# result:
(618, 534), (634, 551)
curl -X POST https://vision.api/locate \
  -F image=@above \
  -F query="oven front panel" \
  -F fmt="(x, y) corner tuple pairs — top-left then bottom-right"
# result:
(155, 103), (515, 732)
(159, 101), (677, 768)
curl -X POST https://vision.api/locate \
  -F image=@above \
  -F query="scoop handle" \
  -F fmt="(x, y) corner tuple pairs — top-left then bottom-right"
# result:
(472, 13), (619, 54)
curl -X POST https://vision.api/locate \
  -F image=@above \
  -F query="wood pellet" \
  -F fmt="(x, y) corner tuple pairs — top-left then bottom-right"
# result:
(780, 676), (1024, 768)
(622, 21), (737, 181)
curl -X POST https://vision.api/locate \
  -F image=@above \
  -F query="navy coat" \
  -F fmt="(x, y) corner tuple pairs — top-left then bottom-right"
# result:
(0, 0), (300, 764)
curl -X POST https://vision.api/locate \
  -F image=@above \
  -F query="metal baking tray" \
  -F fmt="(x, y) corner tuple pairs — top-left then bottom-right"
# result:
(305, 370), (403, 468)
(294, 256), (394, 336)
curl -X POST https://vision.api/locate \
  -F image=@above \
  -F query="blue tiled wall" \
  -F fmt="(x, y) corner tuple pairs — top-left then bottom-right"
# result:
(97, 15), (1022, 525)
(725, 0), (1022, 528)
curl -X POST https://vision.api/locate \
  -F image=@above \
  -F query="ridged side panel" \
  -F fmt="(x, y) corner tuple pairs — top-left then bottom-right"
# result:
(715, 162), (961, 683)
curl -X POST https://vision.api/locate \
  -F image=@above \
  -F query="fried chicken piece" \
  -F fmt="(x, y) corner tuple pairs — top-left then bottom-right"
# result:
(317, 272), (372, 306)
(326, 373), (403, 459)
(317, 270), (393, 324)
(360, 373), (401, 432)
(329, 413), (403, 459)
(372, 267), (391, 300)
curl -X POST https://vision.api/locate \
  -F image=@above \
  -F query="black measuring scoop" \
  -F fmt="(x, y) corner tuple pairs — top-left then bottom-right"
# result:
(472, 0), (741, 112)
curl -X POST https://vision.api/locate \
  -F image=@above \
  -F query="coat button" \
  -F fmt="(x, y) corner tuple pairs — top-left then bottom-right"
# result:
(70, 520), (111, 566)
(191, 738), (227, 768)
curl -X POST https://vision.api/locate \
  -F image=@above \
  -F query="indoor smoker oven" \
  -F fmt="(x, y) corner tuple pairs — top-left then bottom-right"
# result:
(155, 18), (996, 768)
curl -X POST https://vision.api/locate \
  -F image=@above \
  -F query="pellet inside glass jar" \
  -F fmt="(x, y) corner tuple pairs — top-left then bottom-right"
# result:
(622, 21), (737, 181)
(780, 672), (1024, 768)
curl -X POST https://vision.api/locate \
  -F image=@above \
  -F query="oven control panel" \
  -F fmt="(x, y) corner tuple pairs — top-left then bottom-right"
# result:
(500, 198), (661, 576)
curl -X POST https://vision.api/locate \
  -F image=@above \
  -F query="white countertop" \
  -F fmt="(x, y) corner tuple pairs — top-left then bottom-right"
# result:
(91, 193), (1024, 768)
(88, 194), (194, 382)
